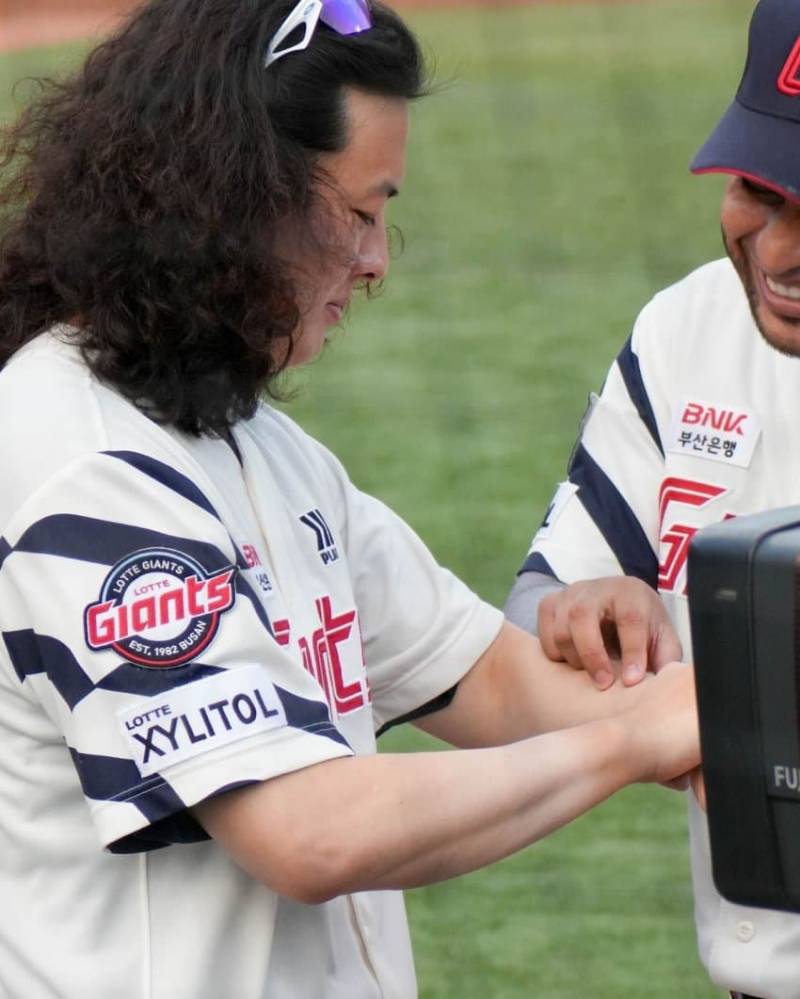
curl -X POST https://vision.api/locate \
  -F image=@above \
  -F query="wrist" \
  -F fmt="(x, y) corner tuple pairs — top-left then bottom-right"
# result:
(598, 714), (650, 787)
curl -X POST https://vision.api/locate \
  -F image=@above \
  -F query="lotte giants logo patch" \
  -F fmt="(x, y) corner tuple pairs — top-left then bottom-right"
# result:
(84, 548), (236, 667)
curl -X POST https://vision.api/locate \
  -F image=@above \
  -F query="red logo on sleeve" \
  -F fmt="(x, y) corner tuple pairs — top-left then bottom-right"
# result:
(84, 548), (236, 667)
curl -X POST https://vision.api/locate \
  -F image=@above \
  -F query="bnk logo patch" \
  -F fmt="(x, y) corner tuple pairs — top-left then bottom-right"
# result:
(84, 547), (236, 667)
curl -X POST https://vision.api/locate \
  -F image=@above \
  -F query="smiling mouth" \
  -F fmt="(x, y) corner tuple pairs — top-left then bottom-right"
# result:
(765, 275), (800, 301)
(750, 265), (800, 326)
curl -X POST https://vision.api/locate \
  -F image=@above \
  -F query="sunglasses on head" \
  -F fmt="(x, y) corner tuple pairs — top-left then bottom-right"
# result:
(264, 0), (373, 69)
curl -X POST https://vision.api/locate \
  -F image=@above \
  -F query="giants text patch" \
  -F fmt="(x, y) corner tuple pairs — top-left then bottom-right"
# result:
(85, 547), (235, 667)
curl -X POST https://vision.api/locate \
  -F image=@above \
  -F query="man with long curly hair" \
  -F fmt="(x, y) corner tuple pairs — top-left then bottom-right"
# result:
(0, 1), (699, 996)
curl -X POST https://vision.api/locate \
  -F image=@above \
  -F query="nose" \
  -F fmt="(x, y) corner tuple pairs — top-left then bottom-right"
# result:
(754, 202), (800, 278)
(353, 219), (390, 284)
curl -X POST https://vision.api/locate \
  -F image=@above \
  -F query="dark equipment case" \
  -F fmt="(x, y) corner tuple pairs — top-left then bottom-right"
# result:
(689, 506), (800, 913)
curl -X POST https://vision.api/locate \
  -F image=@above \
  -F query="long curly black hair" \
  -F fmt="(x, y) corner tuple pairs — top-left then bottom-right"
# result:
(0, 0), (428, 435)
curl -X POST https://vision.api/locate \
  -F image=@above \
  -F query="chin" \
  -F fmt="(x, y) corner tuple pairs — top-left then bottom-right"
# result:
(754, 308), (800, 359)
(287, 331), (327, 368)
(737, 258), (800, 359)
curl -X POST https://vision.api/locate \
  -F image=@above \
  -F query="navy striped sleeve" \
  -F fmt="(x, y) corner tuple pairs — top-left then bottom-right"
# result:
(568, 444), (658, 588)
(616, 335), (663, 456)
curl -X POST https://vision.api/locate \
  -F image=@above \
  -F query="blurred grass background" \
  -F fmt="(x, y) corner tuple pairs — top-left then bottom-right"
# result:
(1, 2), (754, 995)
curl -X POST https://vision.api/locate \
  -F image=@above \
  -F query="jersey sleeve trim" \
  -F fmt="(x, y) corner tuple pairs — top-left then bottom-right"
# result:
(68, 747), (209, 853)
(92, 721), (354, 852)
(69, 683), (351, 852)
(375, 684), (458, 738)
(568, 443), (658, 587)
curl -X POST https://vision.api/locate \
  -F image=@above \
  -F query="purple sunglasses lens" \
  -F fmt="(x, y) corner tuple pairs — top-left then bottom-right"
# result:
(319, 0), (372, 35)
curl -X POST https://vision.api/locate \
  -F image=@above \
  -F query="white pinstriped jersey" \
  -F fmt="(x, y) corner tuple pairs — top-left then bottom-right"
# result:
(524, 258), (800, 999)
(0, 329), (502, 999)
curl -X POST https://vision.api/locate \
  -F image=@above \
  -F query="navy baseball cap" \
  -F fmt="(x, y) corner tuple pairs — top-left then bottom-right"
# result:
(691, 0), (800, 202)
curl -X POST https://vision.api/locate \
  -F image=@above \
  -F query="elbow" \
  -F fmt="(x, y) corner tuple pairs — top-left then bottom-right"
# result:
(261, 836), (364, 905)
(277, 867), (342, 906)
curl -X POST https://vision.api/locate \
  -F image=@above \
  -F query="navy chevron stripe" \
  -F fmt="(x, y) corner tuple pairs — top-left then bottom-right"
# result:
(616, 336), (663, 456)
(96, 661), (224, 696)
(103, 451), (275, 638)
(13, 514), (231, 570)
(569, 444), (658, 587)
(104, 451), (222, 521)
(276, 685), (350, 749)
(3, 630), (95, 707)
(235, 574), (275, 638)
(0, 537), (11, 572)
(3, 627), (228, 707)
(68, 748), (206, 852)
(100, 452), (274, 639)
(69, 747), (150, 801)
(518, 551), (557, 578)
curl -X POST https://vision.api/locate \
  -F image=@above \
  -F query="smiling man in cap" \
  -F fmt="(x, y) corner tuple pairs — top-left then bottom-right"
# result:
(506, 2), (800, 997)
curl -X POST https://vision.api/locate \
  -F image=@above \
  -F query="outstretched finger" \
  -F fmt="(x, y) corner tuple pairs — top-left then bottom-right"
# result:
(566, 608), (615, 689)
(615, 608), (650, 686)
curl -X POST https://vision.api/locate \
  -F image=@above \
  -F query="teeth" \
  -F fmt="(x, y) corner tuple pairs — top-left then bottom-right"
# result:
(766, 275), (800, 300)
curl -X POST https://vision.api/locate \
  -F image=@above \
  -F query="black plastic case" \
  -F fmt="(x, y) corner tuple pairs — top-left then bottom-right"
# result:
(689, 506), (800, 913)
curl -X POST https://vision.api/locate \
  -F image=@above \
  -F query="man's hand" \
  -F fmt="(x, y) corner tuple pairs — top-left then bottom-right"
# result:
(619, 661), (699, 785)
(537, 577), (682, 690)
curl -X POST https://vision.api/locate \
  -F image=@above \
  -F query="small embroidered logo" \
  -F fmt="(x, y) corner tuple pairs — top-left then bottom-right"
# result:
(300, 509), (339, 565)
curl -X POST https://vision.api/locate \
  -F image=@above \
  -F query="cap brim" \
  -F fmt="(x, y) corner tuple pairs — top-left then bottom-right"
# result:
(691, 98), (800, 203)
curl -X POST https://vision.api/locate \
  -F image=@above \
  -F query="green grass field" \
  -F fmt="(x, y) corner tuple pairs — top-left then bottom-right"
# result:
(1, 3), (755, 994)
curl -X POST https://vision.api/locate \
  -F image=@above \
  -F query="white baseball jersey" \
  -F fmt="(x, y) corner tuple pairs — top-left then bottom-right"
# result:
(0, 329), (503, 999)
(524, 257), (800, 999)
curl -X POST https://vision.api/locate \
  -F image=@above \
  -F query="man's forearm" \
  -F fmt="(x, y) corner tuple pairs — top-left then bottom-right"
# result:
(195, 712), (647, 901)
(418, 621), (651, 749)
(193, 608), (698, 904)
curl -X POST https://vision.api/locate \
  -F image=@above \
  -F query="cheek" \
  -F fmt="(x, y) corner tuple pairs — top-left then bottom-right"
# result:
(721, 192), (766, 249)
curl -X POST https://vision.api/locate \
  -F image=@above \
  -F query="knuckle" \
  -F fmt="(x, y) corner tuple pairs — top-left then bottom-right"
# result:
(616, 605), (646, 629)
(581, 646), (608, 669)
(539, 592), (557, 613)
(552, 629), (574, 653)
(566, 600), (593, 624)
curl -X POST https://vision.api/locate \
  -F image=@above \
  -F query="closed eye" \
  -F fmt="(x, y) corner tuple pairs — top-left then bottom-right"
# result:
(354, 210), (377, 227)
(740, 177), (786, 206)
